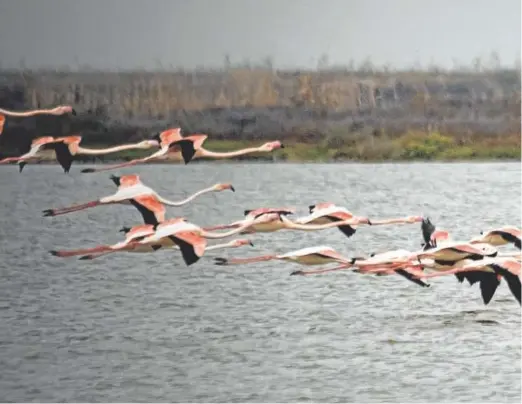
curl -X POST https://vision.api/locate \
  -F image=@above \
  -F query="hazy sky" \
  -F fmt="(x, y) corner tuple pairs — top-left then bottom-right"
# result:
(0, 0), (520, 70)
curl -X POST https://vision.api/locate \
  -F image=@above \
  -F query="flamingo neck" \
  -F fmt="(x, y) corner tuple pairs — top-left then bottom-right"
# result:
(0, 107), (53, 117)
(281, 216), (358, 231)
(200, 220), (254, 239)
(156, 186), (216, 207)
(370, 218), (409, 226)
(198, 146), (262, 159)
(76, 143), (149, 155)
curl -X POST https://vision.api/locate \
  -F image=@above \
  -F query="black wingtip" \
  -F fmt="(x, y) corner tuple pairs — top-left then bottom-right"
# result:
(42, 209), (54, 217)
(49, 250), (58, 256)
(290, 270), (304, 276)
(78, 255), (92, 260)
(81, 168), (96, 174)
(214, 257), (229, 266)
(119, 226), (131, 233)
(109, 175), (120, 185)
(18, 161), (27, 173)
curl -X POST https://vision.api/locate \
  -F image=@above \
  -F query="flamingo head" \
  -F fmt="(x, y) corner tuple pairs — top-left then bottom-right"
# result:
(405, 215), (424, 224)
(213, 183), (235, 192)
(259, 141), (284, 152)
(138, 140), (160, 149)
(230, 239), (254, 248)
(51, 105), (76, 116)
(356, 216), (372, 225)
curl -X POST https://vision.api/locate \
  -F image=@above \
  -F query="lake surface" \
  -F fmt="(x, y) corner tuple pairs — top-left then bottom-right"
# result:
(0, 162), (520, 402)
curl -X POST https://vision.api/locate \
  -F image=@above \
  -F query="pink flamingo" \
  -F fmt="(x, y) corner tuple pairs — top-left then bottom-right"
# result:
(0, 135), (159, 173)
(98, 217), (265, 266)
(50, 221), (253, 260)
(80, 128), (284, 173)
(470, 226), (521, 250)
(297, 202), (423, 238)
(0, 106), (75, 136)
(418, 257), (521, 305)
(203, 207), (371, 234)
(214, 245), (353, 267)
(42, 174), (235, 225)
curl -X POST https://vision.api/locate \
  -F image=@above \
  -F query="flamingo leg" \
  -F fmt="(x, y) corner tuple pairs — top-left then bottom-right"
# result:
(290, 263), (352, 276)
(214, 255), (275, 266)
(43, 200), (101, 217)
(50, 245), (112, 257)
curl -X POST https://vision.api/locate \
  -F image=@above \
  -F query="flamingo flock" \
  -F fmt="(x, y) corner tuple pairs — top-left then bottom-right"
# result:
(1, 104), (520, 306)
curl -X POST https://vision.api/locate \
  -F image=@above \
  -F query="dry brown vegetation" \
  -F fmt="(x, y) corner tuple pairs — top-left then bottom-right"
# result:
(0, 60), (520, 161)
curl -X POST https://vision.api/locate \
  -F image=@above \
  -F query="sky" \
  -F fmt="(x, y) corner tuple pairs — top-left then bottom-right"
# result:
(0, 0), (520, 70)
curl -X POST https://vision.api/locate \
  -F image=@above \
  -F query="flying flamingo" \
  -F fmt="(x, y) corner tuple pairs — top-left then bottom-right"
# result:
(214, 245), (354, 267)
(42, 174), (235, 225)
(50, 221), (253, 260)
(203, 207), (371, 234)
(0, 105), (75, 118)
(297, 202), (423, 238)
(288, 249), (430, 287)
(97, 217), (266, 266)
(419, 257), (521, 305)
(0, 136), (63, 172)
(0, 135), (159, 173)
(0, 105), (75, 136)
(470, 226), (521, 250)
(80, 127), (284, 173)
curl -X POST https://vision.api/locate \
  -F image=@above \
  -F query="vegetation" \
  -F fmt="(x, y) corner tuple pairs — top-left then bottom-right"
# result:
(0, 55), (519, 162)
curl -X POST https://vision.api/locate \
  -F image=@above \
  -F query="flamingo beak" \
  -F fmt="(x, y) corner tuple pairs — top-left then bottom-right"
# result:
(229, 185), (235, 192)
(280, 143), (285, 148)
(248, 241), (254, 247)
(71, 108), (77, 116)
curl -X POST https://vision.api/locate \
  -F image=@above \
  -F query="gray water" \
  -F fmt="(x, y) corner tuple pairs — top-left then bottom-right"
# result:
(0, 162), (520, 403)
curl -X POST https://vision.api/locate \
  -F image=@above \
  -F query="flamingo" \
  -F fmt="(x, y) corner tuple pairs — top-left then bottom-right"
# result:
(42, 174), (235, 225)
(80, 128), (284, 173)
(0, 136), (63, 172)
(289, 249), (430, 287)
(419, 257), (521, 305)
(0, 105), (75, 136)
(99, 217), (266, 266)
(203, 207), (371, 234)
(296, 202), (423, 238)
(0, 135), (159, 173)
(470, 226), (521, 250)
(214, 245), (353, 267)
(50, 221), (253, 260)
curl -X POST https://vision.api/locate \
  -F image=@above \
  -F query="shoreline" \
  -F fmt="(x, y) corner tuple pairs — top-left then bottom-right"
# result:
(5, 158), (520, 166)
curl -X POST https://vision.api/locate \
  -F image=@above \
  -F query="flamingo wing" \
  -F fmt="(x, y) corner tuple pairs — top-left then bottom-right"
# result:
(478, 273), (501, 305)
(157, 128), (183, 146)
(167, 135), (207, 164)
(421, 218), (436, 247)
(491, 264), (521, 304)
(493, 230), (521, 249)
(130, 195), (166, 225)
(51, 141), (74, 173)
(168, 231), (207, 266)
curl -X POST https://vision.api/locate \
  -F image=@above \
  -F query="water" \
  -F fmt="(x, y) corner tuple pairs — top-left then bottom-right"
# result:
(0, 162), (520, 403)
